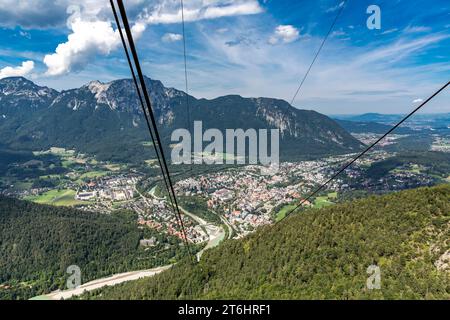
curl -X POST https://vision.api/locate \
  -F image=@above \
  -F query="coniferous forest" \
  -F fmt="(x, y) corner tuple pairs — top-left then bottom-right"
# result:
(0, 197), (188, 300)
(79, 185), (450, 300)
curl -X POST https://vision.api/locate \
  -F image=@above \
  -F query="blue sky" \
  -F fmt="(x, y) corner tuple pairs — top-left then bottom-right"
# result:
(0, 0), (449, 114)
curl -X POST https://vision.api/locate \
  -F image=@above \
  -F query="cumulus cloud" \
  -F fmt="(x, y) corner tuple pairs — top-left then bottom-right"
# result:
(268, 25), (300, 45)
(43, 5), (145, 76)
(162, 33), (183, 42)
(0, 60), (35, 79)
(43, 19), (120, 76)
(39, 0), (263, 76)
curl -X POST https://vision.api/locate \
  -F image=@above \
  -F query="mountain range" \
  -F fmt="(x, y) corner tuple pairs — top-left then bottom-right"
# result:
(0, 77), (363, 163)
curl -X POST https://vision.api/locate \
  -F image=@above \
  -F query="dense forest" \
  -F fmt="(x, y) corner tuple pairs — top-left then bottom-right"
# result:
(80, 185), (450, 300)
(0, 148), (34, 175)
(0, 197), (190, 300)
(179, 195), (221, 224)
(367, 152), (450, 179)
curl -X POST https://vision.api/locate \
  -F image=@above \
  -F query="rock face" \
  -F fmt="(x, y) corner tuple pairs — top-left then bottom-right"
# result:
(0, 76), (364, 162)
(0, 77), (57, 110)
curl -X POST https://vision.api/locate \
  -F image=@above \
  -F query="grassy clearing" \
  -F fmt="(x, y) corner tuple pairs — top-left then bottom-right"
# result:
(313, 196), (333, 209)
(145, 159), (158, 166)
(104, 164), (121, 171)
(275, 203), (297, 222)
(141, 141), (154, 147)
(407, 164), (422, 174)
(24, 189), (85, 206)
(61, 160), (76, 168)
(197, 152), (243, 161)
(79, 171), (109, 180)
(39, 174), (63, 180)
(328, 192), (338, 199)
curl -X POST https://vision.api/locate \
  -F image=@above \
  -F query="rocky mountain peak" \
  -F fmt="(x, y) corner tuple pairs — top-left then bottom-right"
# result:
(0, 76), (364, 160)
(0, 76), (57, 97)
(0, 77), (58, 109)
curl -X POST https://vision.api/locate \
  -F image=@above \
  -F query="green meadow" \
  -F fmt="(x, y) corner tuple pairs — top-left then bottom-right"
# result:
(24, 189), (86, 206)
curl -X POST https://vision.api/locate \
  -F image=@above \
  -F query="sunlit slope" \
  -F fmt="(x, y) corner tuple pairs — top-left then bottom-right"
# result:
(82, 185), (450, 300)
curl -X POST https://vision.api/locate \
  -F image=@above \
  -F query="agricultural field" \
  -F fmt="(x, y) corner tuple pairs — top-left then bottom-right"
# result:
(78, 170), (109, 180)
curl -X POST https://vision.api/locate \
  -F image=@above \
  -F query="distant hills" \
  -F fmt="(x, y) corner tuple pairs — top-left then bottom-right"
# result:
(335, 119), (415, 134)
(333, 113), (450, 131)
(0, 77), (363, 163)
(80, 185), (450, 300)
(333, 113), (405, 123)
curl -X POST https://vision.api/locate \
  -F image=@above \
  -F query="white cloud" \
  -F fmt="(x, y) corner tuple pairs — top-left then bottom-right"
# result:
(353, 34), (449, 66)
(176, 23), (449, 114)
(268, 25), (300, 45)
(381, 28), (398, 35)
(41, 0), (262, 76)
(216, 28), (229, 34)
(0, 0), (263, 29)
(326, 1), (345, 13)
(413, 98), (424, 103)
(404, 26), (432, 33)
(43, 18), (121, 76)
(331, 29), (346, 37)
(43, 6), (145, 76)
(162, 33), (183, 42)
(0, 0), (128, 29)
(19, 30), (31, 38)
(0, 60), (35, 79)
(142, 0), (263, 25)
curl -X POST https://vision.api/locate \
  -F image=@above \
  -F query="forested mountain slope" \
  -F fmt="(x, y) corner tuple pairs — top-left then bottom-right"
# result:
(81, 185), (450, 300)
(0, 197), (187, 300)
(0, 77), (363, 162)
